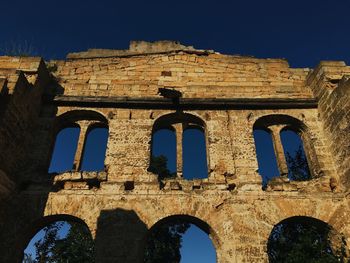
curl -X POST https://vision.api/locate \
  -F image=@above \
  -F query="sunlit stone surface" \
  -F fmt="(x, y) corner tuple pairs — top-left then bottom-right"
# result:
(0, 41), (349, 262)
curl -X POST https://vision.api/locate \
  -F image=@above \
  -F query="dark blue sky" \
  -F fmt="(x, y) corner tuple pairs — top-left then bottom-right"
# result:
(1, 0), (349, 67)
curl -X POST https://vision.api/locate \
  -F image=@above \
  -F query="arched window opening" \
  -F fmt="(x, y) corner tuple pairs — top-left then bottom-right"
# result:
(50, 110), (109, 174)
(150, 128), (177, 180)
(183, 127), (208, 180)
(280, 129), (311, 181)
(150, 113), (208, 181)
(48, 126), (80, 173)
(23, 217), (94, 262)
(253, 129), (280, 187)
(267, 216), (347, 263)
(80, 125), (109, 172)
(144, 215), (216, 263)
(253, 114), (318, 186)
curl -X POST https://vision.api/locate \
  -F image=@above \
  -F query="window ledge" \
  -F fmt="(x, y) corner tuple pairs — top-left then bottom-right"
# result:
(265, 175), (337, 192)
(53, 170), (107, 183)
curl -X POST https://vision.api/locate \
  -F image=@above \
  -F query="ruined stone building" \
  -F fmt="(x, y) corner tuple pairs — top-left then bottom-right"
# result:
(0, 41), (349, 262)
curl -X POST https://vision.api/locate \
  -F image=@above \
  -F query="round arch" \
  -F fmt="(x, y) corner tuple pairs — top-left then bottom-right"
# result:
(153, 112), (206, 132)
(267, 216), (348, 262)
(150, 112), (209, 180)
(55, 109), (108, 133)
(253, 114), (307, 133)
(253, 113), (321, 180)
(48, 110), (109, 171)
(19, 214), (93, 261)
(144, 214), (220, 261)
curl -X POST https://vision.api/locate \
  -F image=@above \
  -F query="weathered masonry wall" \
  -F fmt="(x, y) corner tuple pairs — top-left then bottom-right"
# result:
(0, 57), (50, 193)
(0, 41), (349, 262)
(55, 52), (312, 99)
(307, 61), (350, 189)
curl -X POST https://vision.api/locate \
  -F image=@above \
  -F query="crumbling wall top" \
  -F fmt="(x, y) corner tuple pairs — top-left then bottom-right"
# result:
(66, 40), (217, 59)
(0, 56), (46, 93)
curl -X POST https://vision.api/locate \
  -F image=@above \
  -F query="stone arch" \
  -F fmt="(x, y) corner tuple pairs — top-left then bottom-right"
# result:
(253, 114), (320, 180)
(19, 214), (93, 262)
(54, 109), (108, 134)
(49, 110), (109, 172)
(151, 112), (208, 179)
(253, 114), (307, 132)
(152, 112), (206, 131)
(267, 216), (349, 262)
(144, 214), (219, 262)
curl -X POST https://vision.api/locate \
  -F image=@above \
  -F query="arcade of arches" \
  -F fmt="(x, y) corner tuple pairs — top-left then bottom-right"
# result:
(0, 41), (349, 262)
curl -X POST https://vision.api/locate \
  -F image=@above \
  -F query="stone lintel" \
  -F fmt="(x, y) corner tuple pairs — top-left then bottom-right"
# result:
(49, 95), (318, 110)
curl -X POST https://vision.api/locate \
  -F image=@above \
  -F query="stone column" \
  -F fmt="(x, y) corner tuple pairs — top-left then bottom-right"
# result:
(174, 123), (183, 178)
(73, 120), (90, 171)
(270, 125), (289, 176)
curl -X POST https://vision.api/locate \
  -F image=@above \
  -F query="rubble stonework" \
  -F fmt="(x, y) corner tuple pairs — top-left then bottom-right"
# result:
(0, 41), (349, 262)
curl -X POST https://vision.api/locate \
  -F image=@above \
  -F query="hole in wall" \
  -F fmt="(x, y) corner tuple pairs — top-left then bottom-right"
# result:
(124, 181), (135, 191)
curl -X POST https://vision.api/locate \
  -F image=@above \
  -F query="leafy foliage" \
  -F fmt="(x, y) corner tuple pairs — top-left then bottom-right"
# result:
(268, 221), (346, 263)
(144, 220), (190, 263)
(23, 221), (94, 263)
(149, 155), (176, 181)
(32, 221), (63, 262)
(50, 223), (94, 262)
(286, 145), (311, 181)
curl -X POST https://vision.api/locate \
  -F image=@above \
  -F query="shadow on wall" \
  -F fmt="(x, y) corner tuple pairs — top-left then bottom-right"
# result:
(95, 208), (148, 263)
(19, 210), (148, 263)
(0, 88), (64, 261)
(0, 192), (56, 262)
